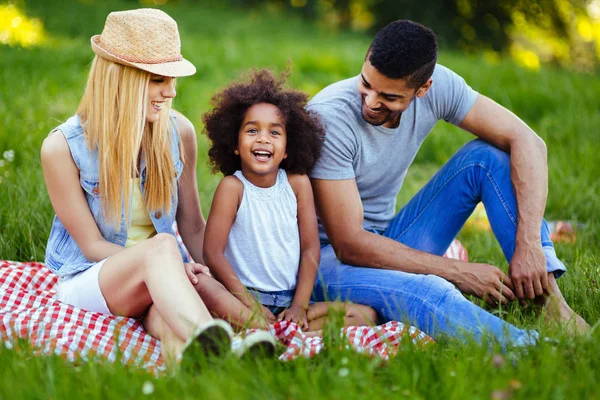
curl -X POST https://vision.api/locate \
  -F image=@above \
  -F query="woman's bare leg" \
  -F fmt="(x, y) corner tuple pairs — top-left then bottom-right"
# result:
(143, 304), (185, 366)
(193, 274), (269, 330)
(307, 302), (378, 331)
(98, 233), (213, 343)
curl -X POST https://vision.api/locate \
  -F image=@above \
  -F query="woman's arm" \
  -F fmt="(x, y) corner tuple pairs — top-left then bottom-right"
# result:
(287, 173), (321, 310)
(172, 111), (207, 264)
(202, 176), (256, 308)
(41, 131), (123, 261)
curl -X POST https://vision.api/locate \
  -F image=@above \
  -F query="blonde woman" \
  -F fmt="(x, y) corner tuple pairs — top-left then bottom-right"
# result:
(41, 9), (274, 366)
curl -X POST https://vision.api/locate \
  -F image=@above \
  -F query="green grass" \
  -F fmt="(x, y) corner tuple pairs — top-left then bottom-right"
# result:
(1, 0), (600, 398)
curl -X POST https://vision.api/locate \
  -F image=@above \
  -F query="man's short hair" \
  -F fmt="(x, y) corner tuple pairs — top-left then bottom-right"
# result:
(367, 20), (438, 89)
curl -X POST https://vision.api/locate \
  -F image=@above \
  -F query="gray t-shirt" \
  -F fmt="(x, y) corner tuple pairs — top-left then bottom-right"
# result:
(308, 64), (478, 241)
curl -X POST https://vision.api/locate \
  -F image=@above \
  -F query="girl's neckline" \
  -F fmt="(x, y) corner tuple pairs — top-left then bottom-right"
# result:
(239, 169), (280, 189)
(236, 169), (287, 199)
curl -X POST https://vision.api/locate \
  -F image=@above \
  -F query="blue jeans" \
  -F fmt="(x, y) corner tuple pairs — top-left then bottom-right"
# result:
(313, 139), (566, 347)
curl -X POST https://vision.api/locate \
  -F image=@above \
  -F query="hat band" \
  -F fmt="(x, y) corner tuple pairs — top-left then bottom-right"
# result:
(109, 51), (183, 64)
(97, 37), (183, 64)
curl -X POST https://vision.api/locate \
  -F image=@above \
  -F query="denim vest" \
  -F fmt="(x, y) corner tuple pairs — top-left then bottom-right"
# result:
(45, 114), (189, 279)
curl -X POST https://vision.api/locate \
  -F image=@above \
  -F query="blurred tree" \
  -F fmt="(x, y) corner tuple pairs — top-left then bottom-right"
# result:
(203, 0), (599, 71)
(5, 0), (597, 70)
(0, 3), (45, 47)
(347, 0), (598, 71)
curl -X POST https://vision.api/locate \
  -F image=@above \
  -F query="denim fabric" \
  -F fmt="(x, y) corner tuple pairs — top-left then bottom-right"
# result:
(382, 139), (565, 277)
(265, 305), (288, 316)
(246, 287), (319, 315)
(313, 139), (561, 347)
(45, 114), (189, 278)
(247, 287), (295, 309)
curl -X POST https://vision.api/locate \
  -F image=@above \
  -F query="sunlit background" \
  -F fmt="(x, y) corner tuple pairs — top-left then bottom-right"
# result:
(0, 3), (44, 47)
(0, 0), (598, 262)
(2, 0), (599, 71)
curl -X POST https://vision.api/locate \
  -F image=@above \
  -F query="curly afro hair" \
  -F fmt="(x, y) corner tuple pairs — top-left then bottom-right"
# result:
(368, 20), (438, 89)
(203, 69), (324, 176)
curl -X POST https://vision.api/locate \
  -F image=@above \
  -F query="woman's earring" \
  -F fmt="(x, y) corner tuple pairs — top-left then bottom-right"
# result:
(234, 149), (239, 155)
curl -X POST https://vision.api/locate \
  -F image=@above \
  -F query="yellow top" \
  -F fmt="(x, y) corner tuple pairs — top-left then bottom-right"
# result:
(125, 177), (156, 247)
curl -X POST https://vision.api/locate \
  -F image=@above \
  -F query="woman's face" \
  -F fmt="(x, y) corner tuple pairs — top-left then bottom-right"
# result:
(147, 75), (176, 123)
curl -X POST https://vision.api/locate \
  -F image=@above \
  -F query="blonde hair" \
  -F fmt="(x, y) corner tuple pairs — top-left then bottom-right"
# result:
(77, 56), (180, 229)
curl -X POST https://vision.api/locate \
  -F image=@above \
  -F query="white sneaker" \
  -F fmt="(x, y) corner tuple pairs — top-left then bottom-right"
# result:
(231, 330), (277, 358)
(180, 319), (234, 364)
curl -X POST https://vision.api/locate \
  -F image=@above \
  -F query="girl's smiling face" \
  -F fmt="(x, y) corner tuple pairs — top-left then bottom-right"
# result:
(236, 102), (288, 187)
(147, 75), (176, 123)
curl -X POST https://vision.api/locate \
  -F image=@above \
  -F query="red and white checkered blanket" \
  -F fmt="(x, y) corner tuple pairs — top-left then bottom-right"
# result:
(0, 241), (465, 372)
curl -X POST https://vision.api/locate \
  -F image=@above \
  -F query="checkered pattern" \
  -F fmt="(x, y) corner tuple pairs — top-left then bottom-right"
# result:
(0, 260), (164, 373)
(272, 319), (434, 361)
(0, 239), (466, 371)
(444, 238), (468, 262)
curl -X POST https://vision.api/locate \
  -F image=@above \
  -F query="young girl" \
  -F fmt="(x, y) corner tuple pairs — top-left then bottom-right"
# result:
(41, 9), (273, 365)
(202, 70), (377, 331)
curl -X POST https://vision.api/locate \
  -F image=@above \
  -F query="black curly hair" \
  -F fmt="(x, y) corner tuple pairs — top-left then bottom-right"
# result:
(367, 20), (438, 89)
(203, 69), (324, 176)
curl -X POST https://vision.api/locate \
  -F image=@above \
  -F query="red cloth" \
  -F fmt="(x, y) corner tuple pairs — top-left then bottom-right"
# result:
(0, 240), (466, 371)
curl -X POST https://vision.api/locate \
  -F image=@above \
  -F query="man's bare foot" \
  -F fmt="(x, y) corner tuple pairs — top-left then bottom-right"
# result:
(537, 273), (591, 335)
(541, 293), (591, 335)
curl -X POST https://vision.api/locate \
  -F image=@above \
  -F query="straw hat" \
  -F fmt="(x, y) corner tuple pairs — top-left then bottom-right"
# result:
(91, 8), (196, 77)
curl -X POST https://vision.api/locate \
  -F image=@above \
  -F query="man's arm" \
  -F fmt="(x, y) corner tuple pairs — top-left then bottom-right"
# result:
(459, 94), (549, 301)
(311, 177), (515, 306)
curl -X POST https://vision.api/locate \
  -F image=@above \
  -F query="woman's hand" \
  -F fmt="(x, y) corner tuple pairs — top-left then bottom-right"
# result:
(278, 304), (309, 330)
(184, 262), (212, 285)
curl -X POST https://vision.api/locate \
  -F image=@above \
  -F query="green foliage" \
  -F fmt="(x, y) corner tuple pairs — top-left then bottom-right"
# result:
(0, 0), (599, 398)
(3, 327), (600, 398)
(205, 0), (600, 71)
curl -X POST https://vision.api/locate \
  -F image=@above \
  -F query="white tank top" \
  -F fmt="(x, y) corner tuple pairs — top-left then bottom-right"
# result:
(224, 169), (300, 292)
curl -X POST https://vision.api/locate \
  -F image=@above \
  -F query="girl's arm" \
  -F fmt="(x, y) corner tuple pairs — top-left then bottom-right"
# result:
(287, 173), (321, 311)
(41, 131), (123, 262)
(173, 111), (207, 264)
(203, 176), (256, 308)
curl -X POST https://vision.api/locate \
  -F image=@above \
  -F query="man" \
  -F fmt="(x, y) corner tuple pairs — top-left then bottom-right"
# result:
(307, 20), (589, 345)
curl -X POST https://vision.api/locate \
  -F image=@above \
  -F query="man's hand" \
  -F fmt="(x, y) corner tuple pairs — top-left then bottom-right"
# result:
(453, 262), (516, 307)
(278, 304), (309, 330)
(509, 244), (548, 303)
(184, 262), (212, 285)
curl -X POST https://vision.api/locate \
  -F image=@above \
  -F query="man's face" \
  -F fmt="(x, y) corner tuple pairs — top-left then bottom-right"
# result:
(358, 59), (431, 128)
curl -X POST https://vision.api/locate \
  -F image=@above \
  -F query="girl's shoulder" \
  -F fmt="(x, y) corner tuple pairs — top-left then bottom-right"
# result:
(285, 171), (309, 184)
(214, 174), (244, 211)
(284, 171), (310, 195)
(217, 174), (244, 193)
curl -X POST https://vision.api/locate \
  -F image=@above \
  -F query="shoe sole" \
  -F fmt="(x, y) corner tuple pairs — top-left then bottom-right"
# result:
(235, 331), (277, 359)
(240, 340), (277, 359)
(180, 320), (234, 371)
(196, 323), (233, 358)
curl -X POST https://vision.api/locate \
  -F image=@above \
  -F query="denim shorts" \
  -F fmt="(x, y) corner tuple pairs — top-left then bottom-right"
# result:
(246, 287), (301, 315)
